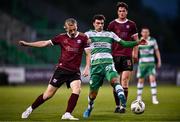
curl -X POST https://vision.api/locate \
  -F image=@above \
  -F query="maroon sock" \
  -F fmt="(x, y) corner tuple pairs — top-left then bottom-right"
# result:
(113, 90), (120, 107)
(66, 93), (79, 113)
(123, 87), (128, 101)
(32, 94), (45, 109)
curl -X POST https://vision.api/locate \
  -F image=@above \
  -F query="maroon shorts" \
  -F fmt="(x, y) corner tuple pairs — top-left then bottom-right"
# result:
(113, 56), (133, 73)
(49, 67), (81, 88)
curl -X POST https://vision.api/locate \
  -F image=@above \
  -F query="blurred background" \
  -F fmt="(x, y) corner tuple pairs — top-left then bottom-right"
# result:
(0, 0), (180, 85)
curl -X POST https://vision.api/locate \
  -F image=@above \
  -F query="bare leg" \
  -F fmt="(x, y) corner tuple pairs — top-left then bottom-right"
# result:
(121, 71), (132, 101)
(32, 84), (58, 109)
(21, 84), (58, 119)
(61, 80), (81, 120)
(65, 80), (81, 114)
(83, 87), (99, 118)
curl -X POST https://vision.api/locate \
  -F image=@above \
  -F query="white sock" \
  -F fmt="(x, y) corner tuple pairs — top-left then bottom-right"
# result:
(150, 81), (157, 97)
(115, 84), (126, 107)
(27, 106), (33, 111)
(137, 82), (144, 97)
(115, 84), (124, 96)
(152, 95), (157, 100)
(88, 96), (94, 110)
(64, 112), (71, 115)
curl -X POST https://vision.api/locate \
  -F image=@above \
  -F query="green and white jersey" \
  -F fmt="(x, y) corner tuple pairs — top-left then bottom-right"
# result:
(138, 37), (158, 65)
(85, 30), (122, 65)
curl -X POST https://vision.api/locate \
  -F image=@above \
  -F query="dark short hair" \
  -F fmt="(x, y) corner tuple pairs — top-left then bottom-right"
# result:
(92, 14), (106, 22)
(116, 2), (128, 11)
(65, 18), (77, 25)
(141, 26), (150, 31)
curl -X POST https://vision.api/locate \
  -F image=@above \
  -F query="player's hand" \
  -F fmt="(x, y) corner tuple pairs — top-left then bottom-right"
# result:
(138, 39), (147, 45)
(133, 56), (138, 63)
(82, 66), (90, 77)
(19, 41), (28, 46)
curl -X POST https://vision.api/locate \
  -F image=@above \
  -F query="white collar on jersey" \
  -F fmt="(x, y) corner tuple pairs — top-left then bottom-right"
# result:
(141, 36), (151, 41)
(115, 18), (128, 24)
(67, 31), (79, 38)
(94, 30), (104, 33)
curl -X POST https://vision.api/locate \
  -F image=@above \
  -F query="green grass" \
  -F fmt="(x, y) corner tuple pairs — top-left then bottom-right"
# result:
(0, 85), (180, 121)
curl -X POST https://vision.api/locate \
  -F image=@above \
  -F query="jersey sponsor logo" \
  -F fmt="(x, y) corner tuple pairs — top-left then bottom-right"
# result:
(105, 33), (110, 37)
(66, 46), (79, 52)
(77, 39), (82, 44)
(140, 49), (154, 55)
(92, 42), (111, 49)
(87, 31), (113, 38)
(64, 39), (68, 44)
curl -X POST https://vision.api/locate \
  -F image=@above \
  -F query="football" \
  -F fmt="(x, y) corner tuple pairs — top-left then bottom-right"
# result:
(131, 100), (145, 114)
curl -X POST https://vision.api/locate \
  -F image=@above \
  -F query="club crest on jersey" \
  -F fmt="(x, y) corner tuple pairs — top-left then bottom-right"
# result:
(105, 33), (110, 37)
(64, 39), (68, 43)
(53, 78), (57, 83)
(77, 39), (81, 44)
(126, 25), (130, 29)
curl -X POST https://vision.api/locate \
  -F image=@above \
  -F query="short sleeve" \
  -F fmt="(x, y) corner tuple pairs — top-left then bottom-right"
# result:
(84, 35), (90, 49)
(51, 35), (61, 45)
(84, 32), (89, 38)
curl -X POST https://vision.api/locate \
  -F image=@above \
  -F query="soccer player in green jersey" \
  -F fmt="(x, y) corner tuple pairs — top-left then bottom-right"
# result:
(83, 14), (146, 118)
(135, 27), (161, 104)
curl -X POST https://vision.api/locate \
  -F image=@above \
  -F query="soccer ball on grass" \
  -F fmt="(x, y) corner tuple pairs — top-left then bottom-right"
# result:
(131, 100), (145, 114)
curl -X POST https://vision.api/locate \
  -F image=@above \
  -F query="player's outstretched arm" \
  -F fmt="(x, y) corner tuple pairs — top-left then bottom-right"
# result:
(112, 32), (146, 48)
(132, 35), (139, 63)
(118, 39), (147, 48)
(19, 40), (52, 47)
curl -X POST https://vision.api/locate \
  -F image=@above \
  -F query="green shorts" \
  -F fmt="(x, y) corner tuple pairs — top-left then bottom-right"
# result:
(137, 63), (156, 78)
(89, 63), (118, 91)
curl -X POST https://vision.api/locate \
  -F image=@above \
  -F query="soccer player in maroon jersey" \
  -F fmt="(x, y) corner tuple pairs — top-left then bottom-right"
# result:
(19, 18), (90, 120)
(108, 2), (139, 113)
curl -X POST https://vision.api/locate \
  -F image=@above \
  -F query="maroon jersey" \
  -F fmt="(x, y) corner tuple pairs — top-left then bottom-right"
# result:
(108, 19), (138, 57)
(50, 32), (89, 72)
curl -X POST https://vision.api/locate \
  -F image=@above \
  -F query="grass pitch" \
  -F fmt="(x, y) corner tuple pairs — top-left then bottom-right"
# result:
(0, 84), (180, 122)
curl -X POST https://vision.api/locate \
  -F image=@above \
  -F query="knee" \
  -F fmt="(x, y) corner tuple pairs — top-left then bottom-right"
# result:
(122, 76), (129, 83)
(111, 77), (119, 84)
(71, 80), (81, 94)
(43, 92), (54, 100)
(89, 92), (97, 99)
(150, 76), (156, 82)
(72, 85), (81, 94)
(138, 78), (144, 83)
(121, 77), (129, 87)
